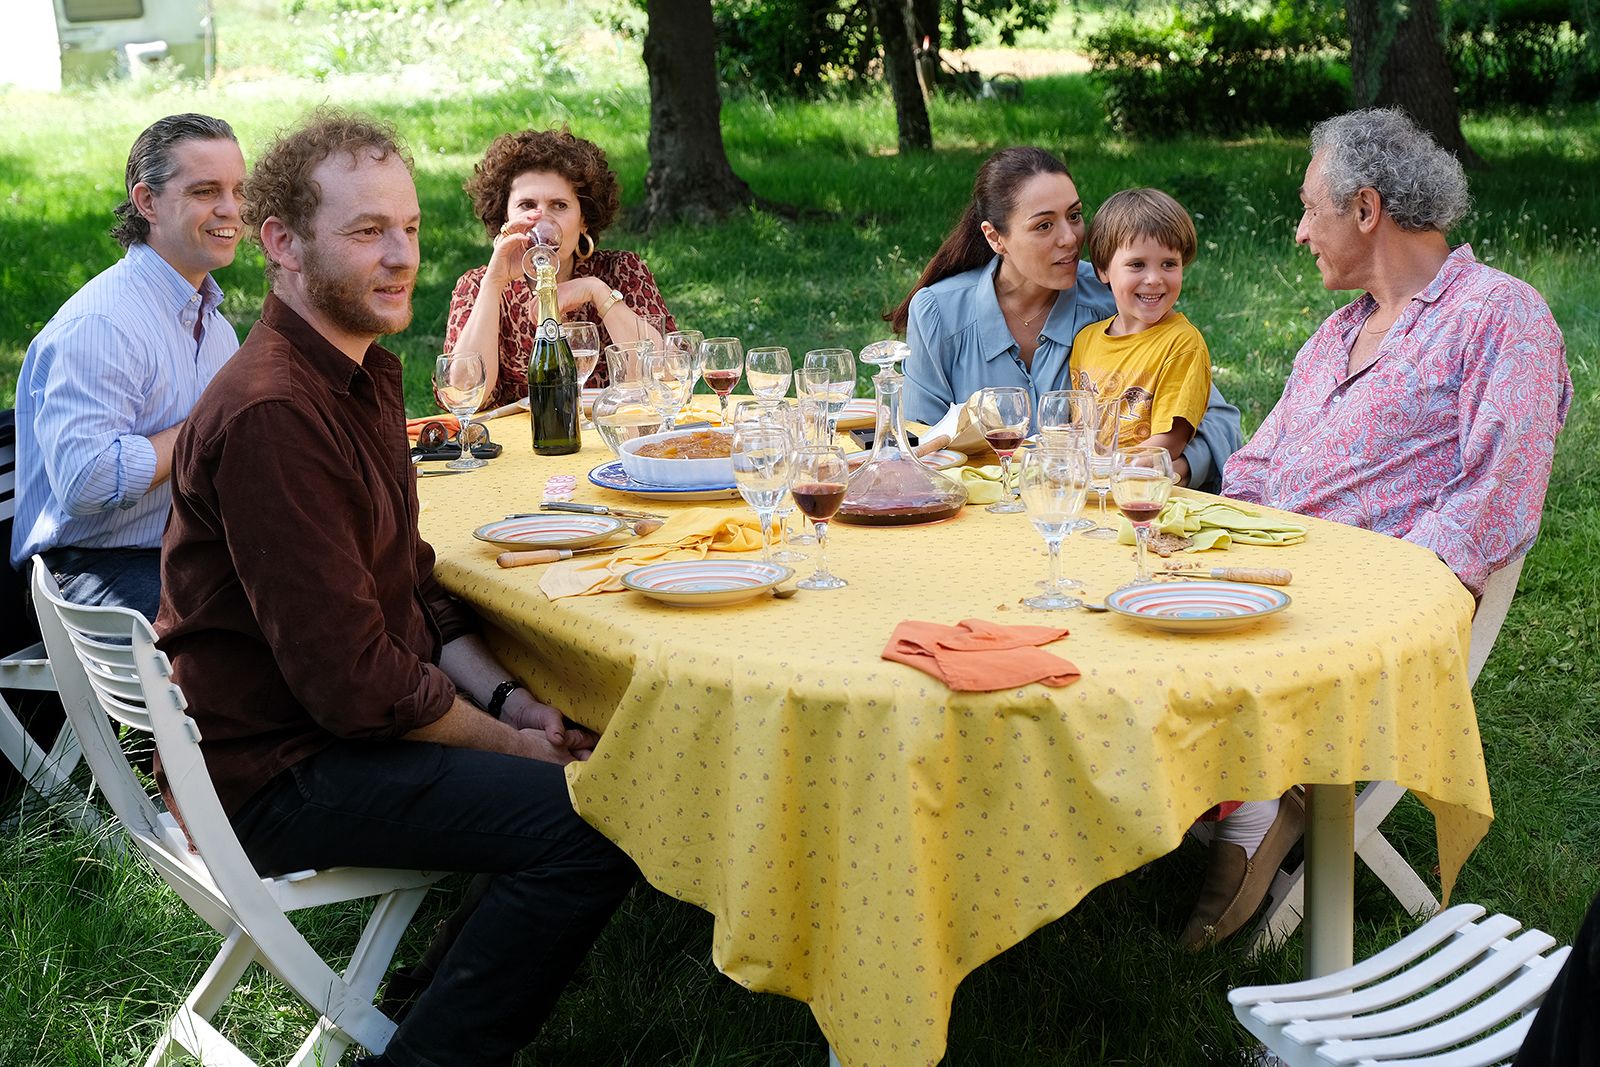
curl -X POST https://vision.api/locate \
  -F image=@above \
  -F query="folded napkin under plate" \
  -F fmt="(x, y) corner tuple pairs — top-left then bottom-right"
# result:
(1117, 497), (1308, 551)
(539, 506), (766, 599)
(882, 618), (1080, 691)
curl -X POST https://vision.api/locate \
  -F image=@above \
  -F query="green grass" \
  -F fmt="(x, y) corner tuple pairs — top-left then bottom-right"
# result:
(2, 19), (1598, 1065)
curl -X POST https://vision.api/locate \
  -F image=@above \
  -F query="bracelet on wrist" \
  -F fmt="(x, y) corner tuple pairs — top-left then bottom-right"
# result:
(486, 680), (523, 719)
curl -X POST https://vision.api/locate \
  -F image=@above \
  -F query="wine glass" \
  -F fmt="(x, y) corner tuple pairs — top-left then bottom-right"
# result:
(1018, 447), (1090, 609)
(632, 311), (665, 345)
(803, 347), (855, 442)
(1081, 396), (1128, 540)
(976, 386), (1031, 514)
(432, 352), (488, 470)
(746, 346), (793, 402)
(699, 337), (744, 425)
(667, 329), (706, 381)
(1111, 445), (1176, 584)
(641, 350), (694, 431)
(794, 367), (833, 443)
(859, 339), (909, 372)
(731, 424), (795, 565)
(735, 402), (808, 561)
(562, 321), (601, 388)
(790, 445), (850, 590)
(519, 218), (563, 279)
(1037, 389), (1097, 532)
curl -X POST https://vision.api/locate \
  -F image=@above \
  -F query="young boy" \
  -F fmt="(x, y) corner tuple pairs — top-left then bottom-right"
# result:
(1069, 188), (1211, 463)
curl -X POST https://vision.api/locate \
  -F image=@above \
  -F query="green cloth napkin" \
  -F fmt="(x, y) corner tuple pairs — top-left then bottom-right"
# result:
(1117, 497), (1307, 550)
(940, 465), (1011, 505)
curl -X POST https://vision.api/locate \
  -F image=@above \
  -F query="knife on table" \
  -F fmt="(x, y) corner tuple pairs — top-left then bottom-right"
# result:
(498, 544), (621, 568)
(539, 501), (668, 520)
(1161, 566), (1293, 585)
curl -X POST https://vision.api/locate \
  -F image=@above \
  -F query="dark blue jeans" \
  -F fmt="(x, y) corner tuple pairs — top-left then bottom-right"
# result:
(232, 740), (638, 1067)
(41, 546), (161, 621)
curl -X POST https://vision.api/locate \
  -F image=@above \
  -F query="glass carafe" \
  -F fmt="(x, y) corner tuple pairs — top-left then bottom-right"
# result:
(835, 343), (967, 526)
(590, 341), (665, 456)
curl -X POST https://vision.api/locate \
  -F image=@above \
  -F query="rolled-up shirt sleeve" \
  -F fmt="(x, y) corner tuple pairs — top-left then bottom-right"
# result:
(1404, 291), (1571, 596)
(206, 402), (455, 737)
(38, 314), (160, 516)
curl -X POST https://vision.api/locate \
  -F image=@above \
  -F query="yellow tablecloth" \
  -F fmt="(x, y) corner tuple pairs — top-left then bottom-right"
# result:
(418, 416), (1489, 1067)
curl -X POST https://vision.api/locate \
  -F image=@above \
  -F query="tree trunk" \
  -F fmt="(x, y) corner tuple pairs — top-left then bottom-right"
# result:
(640, 0), (754, 228)
(1345, 0), (1485, 169)
(868, 0), (933, 152)
(911, 0), (940, 87)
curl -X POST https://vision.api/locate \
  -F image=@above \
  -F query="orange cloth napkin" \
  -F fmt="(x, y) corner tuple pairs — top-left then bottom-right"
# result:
(406, 414), (459, 441)
(882, 618), (1080, 691)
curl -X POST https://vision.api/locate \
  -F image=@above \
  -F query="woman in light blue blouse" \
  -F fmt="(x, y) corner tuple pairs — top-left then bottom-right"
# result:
(887, 146), (1241, 493)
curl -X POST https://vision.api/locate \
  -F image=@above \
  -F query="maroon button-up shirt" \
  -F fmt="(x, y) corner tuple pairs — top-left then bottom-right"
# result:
(157, 294), (475, 815)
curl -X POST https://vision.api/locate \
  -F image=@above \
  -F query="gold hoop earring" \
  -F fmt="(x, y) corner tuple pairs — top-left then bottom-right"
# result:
(576, 232), (596, 262)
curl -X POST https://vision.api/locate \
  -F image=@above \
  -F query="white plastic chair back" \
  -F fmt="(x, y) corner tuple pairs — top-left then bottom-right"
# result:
(1232, 903), (1570, 1066)
(31, 557), (442, 1066)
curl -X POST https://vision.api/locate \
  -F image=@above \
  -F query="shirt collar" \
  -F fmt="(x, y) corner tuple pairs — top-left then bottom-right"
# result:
(975, 258), (1020, 363)
(1037, 281), (1084, 345)
(1416, 244), (1477, 305)
(126, 241), (226, 318)
(260, 292), (396, 397)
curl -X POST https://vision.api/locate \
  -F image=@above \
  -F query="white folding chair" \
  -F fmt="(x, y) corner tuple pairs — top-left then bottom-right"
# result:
(32, 557), (444, 1067)
(0, 411), (77, 813)
(1248, 558), (1528, 951)
(1231, 903), (1569, 1066)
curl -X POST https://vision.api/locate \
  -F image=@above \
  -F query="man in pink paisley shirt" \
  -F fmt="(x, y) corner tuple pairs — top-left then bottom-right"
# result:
(1177, 108), (1573, 952)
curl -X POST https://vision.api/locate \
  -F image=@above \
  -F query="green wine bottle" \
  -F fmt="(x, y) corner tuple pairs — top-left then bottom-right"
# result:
(528, 245), (580, 456)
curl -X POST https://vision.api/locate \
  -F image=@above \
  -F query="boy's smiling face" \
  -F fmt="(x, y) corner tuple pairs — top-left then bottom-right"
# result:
(1098, 235), (1184, 335)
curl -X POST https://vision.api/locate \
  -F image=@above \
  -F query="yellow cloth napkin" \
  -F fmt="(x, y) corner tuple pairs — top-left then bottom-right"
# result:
(939, 465), (1010, 505)
(1117, 497), (1308, 551)
(538, 507), (766, 599)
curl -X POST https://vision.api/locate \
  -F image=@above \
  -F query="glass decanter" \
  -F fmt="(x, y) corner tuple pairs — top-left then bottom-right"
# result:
(590, 340), (664, 456)
(834, 341), (968, 527)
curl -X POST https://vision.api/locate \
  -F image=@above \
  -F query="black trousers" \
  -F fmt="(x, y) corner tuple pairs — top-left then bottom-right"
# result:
(232, 740), (638, 1067)
(1514, 889), (1600, 1067)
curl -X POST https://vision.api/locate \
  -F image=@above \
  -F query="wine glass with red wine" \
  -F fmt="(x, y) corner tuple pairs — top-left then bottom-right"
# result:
(976, 386), (1032, 514)
(1110, 445), (1175, 584)
(790, 445), (850, 590)
(699, 337), (744, 425)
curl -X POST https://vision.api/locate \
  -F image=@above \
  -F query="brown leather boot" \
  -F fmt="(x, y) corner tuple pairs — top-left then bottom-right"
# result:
(1179, 787), (1306, 950)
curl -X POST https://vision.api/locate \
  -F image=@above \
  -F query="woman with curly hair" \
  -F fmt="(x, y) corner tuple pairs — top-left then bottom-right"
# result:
(447, 128), (676, 407)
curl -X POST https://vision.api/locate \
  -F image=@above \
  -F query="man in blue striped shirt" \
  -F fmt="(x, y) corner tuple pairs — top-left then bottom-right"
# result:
(11, 113), (245, 620)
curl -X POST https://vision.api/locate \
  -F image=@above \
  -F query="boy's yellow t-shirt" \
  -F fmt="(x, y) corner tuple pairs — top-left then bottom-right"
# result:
(1068, 312), (1212, 450)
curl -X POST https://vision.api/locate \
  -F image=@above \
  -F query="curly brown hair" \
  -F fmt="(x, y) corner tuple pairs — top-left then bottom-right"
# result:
(464, 127), (620, 243)
(242, 108), (413, 284)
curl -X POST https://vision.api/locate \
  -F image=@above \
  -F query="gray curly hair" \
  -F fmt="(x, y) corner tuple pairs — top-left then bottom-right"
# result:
(1310, 108), (1471, 234)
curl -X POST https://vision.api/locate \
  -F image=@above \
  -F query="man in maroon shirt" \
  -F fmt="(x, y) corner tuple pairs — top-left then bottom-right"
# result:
(156, 111), (636, 1067)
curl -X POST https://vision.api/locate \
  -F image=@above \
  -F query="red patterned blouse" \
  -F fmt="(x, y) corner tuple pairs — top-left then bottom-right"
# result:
(445, 249), (678, 409)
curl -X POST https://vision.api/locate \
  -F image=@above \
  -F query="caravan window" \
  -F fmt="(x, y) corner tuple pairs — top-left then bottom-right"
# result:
(62, 0), (145, 21)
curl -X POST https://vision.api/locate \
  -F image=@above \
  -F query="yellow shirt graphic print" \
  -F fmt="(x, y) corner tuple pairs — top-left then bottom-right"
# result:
(1069, 312), (1212, 449)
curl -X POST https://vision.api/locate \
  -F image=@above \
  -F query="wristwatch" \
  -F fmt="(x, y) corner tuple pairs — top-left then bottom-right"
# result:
(596, 288), (625, 317)
(486, 679), (523, 719)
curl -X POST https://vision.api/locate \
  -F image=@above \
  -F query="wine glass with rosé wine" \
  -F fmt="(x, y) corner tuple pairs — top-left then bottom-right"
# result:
(790, 444), (850, 590)
(1111, 445), (1175, 584)
(976, 386), (1031, 514)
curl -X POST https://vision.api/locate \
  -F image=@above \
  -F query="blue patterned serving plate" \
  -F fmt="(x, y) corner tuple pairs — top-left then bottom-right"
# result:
(588, 460), (740, 501)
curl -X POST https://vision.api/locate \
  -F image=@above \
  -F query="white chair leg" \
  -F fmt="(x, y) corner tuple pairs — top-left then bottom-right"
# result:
(1357, 829), (1440, 918)
(148, 926), (261, 1067)
(829, 1045), (843, 1066)
(1249, 868), (1305, 955)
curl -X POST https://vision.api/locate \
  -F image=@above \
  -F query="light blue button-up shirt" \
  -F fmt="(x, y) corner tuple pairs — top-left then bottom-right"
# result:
(904, 256), (1117, 426)
(901, 254), (1243, 493)
(11, 241), (240, 566)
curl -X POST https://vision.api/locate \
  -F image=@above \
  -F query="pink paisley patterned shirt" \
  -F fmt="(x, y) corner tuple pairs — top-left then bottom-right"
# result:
(1222, 245), (1571, 597)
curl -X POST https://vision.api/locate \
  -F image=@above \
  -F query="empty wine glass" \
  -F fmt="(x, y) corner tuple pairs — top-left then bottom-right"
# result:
(976, 386), (1031, 514)
(699, 337), (744, 425)
(1111, 445), (1176, 584)
(859, 339), (909, 371)
(731, 424), (794, 565)
(432, 352), (488, 470)
(632, 311), (665, 345)
(736, 402), (808, 561)
(746, 346), (793, 402)
(1037, 389), (1097, 532)
(1081, 396), (1128, 540)
(667, 329), (706, 380)
(803, 347), (855, 442)
(642, 350), (694, 430)
(1018, 447), (1090, 609)
(791, 444), (850, 590)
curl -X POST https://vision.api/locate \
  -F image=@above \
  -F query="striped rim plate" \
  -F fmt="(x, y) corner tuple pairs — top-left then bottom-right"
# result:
(472, 514), (626, 550)
(1105, 581), (1292, 634)
(588, 460), (740, 501)
(621, 559), (793, 606)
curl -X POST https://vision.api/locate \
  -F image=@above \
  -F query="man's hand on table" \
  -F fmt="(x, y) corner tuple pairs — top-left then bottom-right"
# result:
(502, 691), (598, 764)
